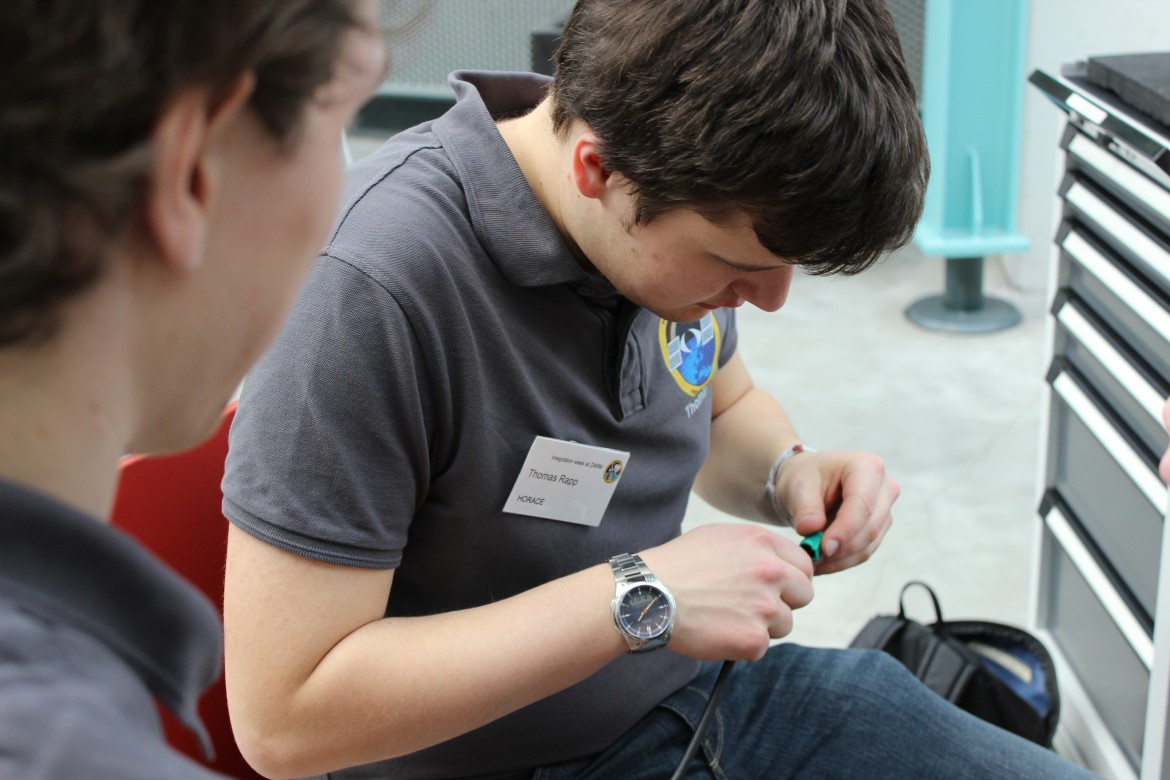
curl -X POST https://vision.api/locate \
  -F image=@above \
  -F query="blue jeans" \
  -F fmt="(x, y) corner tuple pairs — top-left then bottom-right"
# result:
(532, 645), (1097, 779)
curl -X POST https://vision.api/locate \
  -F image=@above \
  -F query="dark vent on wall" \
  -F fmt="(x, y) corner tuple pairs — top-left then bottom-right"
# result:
(886, 0), (926, 106)
(355, 0), (571, 134)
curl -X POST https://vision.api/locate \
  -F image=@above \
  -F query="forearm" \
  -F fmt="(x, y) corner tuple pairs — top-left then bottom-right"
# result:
(692, 386), (801, 523)
(227, 510), (821, 778)
(228, 562), (623, 778)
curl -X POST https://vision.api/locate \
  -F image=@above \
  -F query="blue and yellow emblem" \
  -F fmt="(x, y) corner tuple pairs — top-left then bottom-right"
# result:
(658, 314), (720, 397)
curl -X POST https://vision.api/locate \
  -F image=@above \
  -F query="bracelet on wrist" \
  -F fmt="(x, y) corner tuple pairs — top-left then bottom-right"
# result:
(764, 443), (817, 526)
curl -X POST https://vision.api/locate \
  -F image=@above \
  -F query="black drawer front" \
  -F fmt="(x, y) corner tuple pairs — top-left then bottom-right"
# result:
(1047, 370), (1164, 619)
(1060, 224), (1170, 389)
(1053, 296), (1169, 459)
(1041, 506), (1149, 771)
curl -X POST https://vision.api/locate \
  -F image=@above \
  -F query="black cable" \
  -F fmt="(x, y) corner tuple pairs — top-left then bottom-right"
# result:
(669, 659), (735, 780)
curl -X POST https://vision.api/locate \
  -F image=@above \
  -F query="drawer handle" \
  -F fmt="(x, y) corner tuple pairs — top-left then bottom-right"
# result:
(1068, 133), (1170, 242)
(1061, 228), (1170, 338)
(1044, 504), (1154, 669)
(1052, 372), (1168, 510)
(1056, 300), (1164, 427)
(1065, 181), (1170, 289)
(1066, 93), (1109, 126)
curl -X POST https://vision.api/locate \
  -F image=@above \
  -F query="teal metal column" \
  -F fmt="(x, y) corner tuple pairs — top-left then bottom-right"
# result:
(905, 0), (1030, 334)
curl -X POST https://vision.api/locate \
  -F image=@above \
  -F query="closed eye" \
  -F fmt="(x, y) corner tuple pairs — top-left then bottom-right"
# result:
(713, 255), (790, 274)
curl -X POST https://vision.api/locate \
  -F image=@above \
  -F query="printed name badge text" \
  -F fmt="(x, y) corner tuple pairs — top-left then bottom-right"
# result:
(503, 436), (630, 526)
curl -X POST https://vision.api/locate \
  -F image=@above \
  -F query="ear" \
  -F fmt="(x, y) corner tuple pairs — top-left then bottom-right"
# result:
(570, 132), (614, 201)
(145, 74), (255, 273)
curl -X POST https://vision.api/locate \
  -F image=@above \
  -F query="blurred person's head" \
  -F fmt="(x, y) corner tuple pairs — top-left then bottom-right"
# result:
(549, 0), (928, 281)
(0, 0), (386, 456)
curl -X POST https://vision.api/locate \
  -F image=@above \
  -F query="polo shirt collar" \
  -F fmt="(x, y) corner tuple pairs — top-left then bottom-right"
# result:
(434, 70), (607, 292)
(0, 478), (222, 758)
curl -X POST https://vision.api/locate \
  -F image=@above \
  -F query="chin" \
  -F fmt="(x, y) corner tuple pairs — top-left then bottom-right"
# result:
(650, 304), (717, 322)
(128, 397), (231, 458)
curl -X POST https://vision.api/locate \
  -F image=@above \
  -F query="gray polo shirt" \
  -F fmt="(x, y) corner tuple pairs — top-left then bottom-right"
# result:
(0, 478), (225, 779)
(223, 71), (738, 779)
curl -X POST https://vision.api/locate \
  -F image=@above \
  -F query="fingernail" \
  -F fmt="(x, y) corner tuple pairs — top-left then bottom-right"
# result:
(823, 539), (839, 558)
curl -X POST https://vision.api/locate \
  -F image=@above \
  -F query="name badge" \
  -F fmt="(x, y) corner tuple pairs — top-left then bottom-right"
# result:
(503, 436), (630, 526)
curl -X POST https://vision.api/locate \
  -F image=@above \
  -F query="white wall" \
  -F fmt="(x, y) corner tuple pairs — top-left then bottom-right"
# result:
(1008, 0), (1161, 291)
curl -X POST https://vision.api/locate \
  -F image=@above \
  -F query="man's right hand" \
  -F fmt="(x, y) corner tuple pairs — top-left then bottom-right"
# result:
(640, 522), (815, 661)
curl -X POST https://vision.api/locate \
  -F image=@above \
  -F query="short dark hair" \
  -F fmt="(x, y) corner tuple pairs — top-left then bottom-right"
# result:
(0, 0), (367, 347)
(551, 0), (928, 276)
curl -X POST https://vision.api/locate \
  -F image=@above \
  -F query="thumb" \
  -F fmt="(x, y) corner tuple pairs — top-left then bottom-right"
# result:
(792, 512), (827, 538)
(783, 478), (827, 536)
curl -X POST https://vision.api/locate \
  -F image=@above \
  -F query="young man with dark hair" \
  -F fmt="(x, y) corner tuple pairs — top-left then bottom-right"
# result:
(222, 1), (1095, 777)
(0, 1), (387, 776)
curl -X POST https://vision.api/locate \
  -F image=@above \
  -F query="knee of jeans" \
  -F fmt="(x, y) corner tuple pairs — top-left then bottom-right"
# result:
(845, 647), (912, 681)
(803, 647), (915, 704)
(852, 647), (907, 676)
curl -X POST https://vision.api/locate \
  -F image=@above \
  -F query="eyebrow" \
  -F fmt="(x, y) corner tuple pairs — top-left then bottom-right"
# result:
(323, 42), (389, 107)
(373, 48), (391, 84)
(352, 42), (390, 90)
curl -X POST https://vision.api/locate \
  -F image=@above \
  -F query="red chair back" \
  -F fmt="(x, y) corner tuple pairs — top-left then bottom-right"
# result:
(111, 401), (261, 779)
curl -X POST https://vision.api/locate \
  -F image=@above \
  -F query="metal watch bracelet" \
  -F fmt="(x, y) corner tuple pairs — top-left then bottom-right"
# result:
(609, 552), (656, 586)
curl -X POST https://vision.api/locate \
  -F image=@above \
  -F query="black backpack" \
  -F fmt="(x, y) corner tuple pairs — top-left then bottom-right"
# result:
(850, 581), (1060, 747)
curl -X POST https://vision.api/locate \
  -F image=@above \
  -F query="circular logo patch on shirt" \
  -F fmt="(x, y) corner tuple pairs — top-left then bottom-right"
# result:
(659, 315), (720, 397)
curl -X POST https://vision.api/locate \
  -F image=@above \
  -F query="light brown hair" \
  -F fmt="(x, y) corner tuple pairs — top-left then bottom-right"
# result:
(0, 0), (367, 346)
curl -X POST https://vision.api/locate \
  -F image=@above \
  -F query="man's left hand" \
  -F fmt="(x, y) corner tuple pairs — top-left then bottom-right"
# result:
(773, 449), (898, 574)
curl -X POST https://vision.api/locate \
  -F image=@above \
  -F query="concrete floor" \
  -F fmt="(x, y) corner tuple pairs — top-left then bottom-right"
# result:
(347, 131), (1052, 649)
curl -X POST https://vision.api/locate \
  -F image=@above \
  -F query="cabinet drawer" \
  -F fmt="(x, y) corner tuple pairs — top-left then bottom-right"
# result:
(1062, 173), (1170, 307)
(1047, 369), (1165, 618)
(1060, 224), (1170, 388)
(1040, 503), (1151, 771)
(1064, 126), (1170, 244)
(1053, 296), (1168, 458)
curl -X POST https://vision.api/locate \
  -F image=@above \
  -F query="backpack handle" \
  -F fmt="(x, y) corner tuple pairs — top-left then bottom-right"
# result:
(898, 580), (944, 623)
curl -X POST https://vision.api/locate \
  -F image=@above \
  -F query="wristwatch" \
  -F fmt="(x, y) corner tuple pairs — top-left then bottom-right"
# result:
(608, 553), (677, 653)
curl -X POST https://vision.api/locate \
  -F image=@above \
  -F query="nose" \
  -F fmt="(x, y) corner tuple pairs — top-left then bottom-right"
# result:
(731, 265), (795, 312)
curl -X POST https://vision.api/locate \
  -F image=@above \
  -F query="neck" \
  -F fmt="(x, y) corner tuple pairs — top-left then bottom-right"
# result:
(0, 286), (136, 521)
(496, 98), (589, 267)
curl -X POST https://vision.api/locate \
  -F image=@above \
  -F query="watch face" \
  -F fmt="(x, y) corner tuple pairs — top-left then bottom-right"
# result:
(617, 584), (672, 639)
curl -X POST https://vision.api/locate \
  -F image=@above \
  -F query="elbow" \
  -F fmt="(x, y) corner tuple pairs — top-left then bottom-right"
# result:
(227, 671), (333, 778)
(233, 733), (294, 780)
(231, 711), (323, 780)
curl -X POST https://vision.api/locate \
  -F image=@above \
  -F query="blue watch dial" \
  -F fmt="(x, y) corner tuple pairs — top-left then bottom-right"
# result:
(617, 584), (672, 639)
